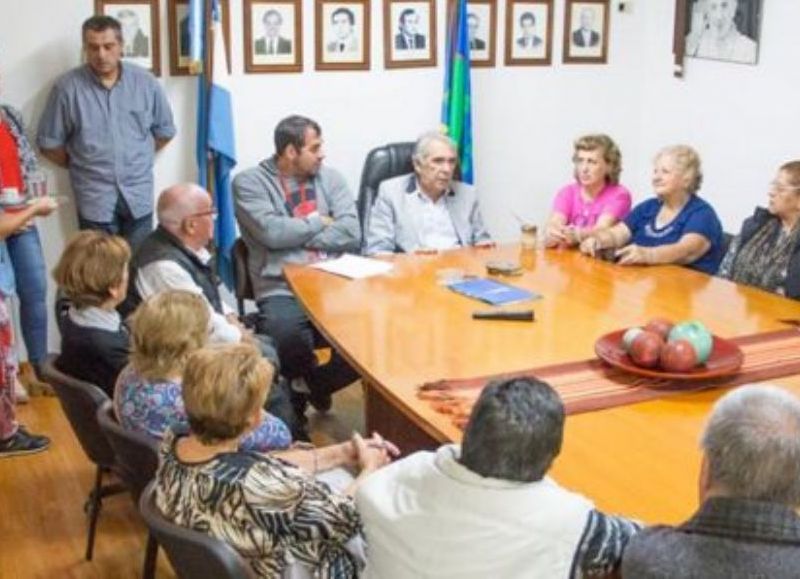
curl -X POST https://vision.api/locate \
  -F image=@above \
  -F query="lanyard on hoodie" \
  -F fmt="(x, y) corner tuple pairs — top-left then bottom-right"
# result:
(279, 174), (317, 218)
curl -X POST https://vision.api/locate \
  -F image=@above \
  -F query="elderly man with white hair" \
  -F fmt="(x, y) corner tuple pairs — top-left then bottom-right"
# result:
(120, 183), (241, 341)
(120, 182), (303, 438)
(364, 131), (491, 255)
(623, 384), (800, 578)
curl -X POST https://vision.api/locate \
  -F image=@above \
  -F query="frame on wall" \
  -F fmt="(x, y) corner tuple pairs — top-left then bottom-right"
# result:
(683, 0), (761, 65)
(168, 0), (232, 75)
(244, 0), (303, 73)
(504, 0), (552, 66)
(562, 0), (609, 64)
(384, 0), (437, 69)
(466, 0), (496, 68)
(316, 0), (371, 71)
(96, 0), (161, 76)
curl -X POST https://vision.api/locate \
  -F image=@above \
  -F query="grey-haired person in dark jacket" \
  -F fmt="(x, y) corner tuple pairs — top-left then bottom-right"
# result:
(623, 385), (800, 579)
(718, 160), (800, 298)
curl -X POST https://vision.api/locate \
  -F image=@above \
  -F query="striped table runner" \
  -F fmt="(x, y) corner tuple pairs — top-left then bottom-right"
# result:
(417, 329), (800, 430)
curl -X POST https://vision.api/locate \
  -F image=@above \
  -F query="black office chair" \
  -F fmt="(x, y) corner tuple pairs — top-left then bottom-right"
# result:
(96, 401), (161, 579)
(139, 482), (256, 579)
(356, 142), (416, 251)
(40, 356), (126, 561)
(721, 231), (734, 257)
(232, 237), (254, 317)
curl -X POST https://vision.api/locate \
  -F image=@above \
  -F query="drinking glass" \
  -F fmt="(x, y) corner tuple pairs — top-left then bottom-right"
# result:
(27, 170), (49, 199)
(520, 224), (538, 250)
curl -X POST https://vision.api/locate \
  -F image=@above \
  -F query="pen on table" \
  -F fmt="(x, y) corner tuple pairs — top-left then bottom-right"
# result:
(472, 310), (535, 322)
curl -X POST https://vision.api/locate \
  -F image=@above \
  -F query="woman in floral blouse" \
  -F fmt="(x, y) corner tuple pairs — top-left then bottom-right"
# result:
(114, 290), (291, 452)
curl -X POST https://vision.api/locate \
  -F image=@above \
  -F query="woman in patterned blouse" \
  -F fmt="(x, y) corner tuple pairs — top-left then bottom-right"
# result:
(718, 161), (800, 298)
(155, 343), (396, 578)
(114, 290), (291, 451)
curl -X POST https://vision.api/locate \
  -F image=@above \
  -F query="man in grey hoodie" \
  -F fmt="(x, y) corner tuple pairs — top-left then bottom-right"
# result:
(232, 115), (360, 418)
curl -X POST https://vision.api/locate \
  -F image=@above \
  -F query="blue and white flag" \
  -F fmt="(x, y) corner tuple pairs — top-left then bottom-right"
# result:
(196, 0), (237, 289)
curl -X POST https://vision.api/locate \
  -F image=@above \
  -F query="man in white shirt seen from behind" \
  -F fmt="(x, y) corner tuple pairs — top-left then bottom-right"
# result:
(364, 132), (491, 254)
(356, 376), (640, 578)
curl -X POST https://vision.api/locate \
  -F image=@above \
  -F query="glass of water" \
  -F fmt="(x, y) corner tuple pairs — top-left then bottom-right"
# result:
(26, 170), (49, 199)
(520, 224), (538, 250)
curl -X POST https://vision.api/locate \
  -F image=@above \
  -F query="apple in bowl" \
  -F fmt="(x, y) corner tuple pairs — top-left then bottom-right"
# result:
(668, 320), (713, 364)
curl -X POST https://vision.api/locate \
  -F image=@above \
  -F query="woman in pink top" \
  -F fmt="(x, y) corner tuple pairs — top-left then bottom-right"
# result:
(545, 134), (632, 248)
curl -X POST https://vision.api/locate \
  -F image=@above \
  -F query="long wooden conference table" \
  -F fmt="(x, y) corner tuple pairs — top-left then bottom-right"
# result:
(284, 244), (800, 525)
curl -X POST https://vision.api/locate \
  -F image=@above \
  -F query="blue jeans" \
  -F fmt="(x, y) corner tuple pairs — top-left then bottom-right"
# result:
(78, 195), (153, 251)
(6, 227), (48, 366)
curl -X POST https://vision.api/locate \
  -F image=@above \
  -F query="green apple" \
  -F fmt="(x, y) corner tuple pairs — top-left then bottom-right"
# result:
(668, 320), (713, 364)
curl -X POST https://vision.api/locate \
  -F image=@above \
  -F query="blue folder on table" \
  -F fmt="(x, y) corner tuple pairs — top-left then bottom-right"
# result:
(447, 278), (539, 306)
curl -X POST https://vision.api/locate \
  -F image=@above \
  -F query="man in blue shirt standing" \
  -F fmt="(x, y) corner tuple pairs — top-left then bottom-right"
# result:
(37, 15), (176, 249)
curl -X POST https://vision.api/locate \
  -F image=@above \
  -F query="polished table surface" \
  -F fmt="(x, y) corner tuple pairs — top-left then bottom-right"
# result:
(285, 245), (800, 524)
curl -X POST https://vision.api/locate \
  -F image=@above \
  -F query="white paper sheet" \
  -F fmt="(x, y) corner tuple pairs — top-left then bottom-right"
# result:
(309, 254), (394, 279)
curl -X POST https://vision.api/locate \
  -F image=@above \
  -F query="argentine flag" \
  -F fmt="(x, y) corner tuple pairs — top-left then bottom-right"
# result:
(194, 0), (237, 289)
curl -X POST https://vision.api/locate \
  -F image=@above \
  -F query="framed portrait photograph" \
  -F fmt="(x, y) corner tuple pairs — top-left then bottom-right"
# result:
(96, 0), (161, 76)
(384, 0), (436, 69)
(244, 0), (303, 73)
(684, 0), (761, 65)
(316, 0), (371, 71)
(168, 0), (232, 75)
(466, 0), (496, 68)
(563, 0), (609, 64)
(504, 0), (553, 66)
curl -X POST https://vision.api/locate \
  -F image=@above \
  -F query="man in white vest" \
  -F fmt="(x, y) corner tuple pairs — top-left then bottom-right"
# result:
(356, 376), (639, 578)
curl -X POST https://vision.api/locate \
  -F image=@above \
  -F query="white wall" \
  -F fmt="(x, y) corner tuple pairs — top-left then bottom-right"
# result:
(633, 1), (800, 231)
(2, 0), (799, 354)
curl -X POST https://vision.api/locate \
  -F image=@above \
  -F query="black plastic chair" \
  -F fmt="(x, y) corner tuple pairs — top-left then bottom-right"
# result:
(97, 401), (161, 579)
(139, 482), (256, 579)
(356, 142), (416, 251)
(96, 401), (159, 502)
(40, 356), (126, 561)
(232, 237), (254, 316)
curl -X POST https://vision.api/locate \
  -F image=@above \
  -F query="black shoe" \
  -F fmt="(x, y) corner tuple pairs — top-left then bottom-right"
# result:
(290, 390), (309, 415)
(0, 429), (50, 458)
(284, 390), (310, 441)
